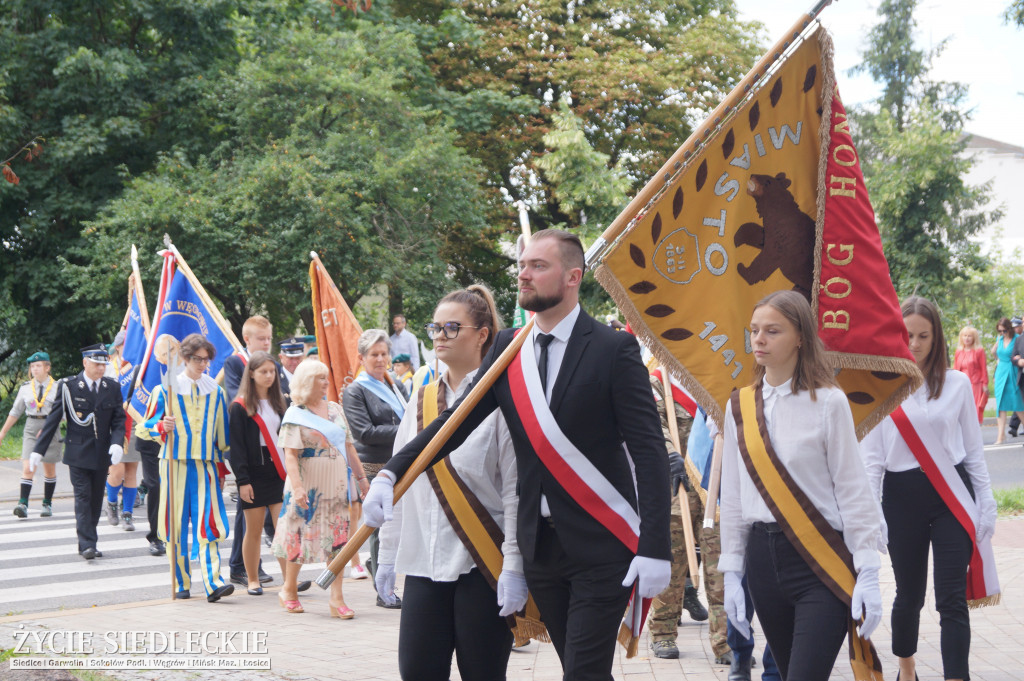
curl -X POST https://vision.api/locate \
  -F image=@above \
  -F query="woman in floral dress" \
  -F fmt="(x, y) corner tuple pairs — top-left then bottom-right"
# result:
(272, 359), (369, 617)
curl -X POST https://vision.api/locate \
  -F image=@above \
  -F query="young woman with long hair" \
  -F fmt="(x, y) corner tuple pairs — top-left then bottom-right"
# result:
(719, 290), (883, 681)
(863, 297), (998, 681)
(229, 351), (288, 595)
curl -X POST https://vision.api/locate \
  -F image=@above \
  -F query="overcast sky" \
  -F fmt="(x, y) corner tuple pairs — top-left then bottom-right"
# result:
(733, 0), (1024, 147)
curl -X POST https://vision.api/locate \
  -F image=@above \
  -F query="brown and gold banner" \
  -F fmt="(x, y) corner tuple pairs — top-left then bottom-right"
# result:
(595, 25), (920, 433)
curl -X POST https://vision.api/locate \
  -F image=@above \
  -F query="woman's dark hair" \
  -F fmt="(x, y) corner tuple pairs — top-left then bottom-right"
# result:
(237, 351), (287, 417)
(750, 290), (837, 400)
(437, 284), (504, 357)
(902, 296), (948, 400)
(997, 316), (1014, 340)
(180, 333), (215, 361)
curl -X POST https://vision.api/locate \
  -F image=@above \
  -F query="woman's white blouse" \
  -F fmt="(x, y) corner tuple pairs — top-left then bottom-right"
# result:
(861, 370), (994, 514)
(257, 399), (281, 449)
(377, 369), (521, 580)
(719, 379), (881, 575)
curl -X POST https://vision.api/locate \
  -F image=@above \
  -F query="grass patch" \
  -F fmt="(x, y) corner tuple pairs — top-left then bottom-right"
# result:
(995, 487), (1024, 515)
(0, 421), (24, 460)
(0, 647), (25, 662)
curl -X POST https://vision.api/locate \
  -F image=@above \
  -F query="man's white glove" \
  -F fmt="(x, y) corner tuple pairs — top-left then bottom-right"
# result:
(29, 452), (43, 472)
(723, 571), (750, 640)
(977, 494), (997, 544)
(361, 474), (394, 528)
(375, 562), (398, 606)
(496, 570), (529, 617)
(851, 566), (883, 640)
(621, 555), (671, 600)
(877, 514), (889, 554)
(109, 444), (124, 466)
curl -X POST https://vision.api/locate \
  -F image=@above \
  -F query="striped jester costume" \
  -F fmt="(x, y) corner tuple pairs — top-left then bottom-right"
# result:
(142, 373), (230, 596)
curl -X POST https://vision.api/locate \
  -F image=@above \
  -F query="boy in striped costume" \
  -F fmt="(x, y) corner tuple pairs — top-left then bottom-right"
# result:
(141, 333), (233, 603)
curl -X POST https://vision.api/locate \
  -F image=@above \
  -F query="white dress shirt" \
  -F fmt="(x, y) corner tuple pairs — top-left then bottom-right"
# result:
(175, 371), (218, 396)
(390, 329), (421, 370)
(719, 378), (881, 574)
(531, 303), (581, 516)
(378, 369), (521, 580)
(861, 370), (994, 512)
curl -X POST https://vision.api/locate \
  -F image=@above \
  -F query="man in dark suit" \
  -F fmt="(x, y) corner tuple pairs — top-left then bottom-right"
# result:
(34, 344), (126, 559)
(364, 230), (671, 680)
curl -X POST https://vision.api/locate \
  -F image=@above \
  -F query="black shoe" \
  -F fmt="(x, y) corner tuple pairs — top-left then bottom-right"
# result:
(229, 572), (247, 586)
(1009, 427), (1019, 437)
(729, 655), (752, 681)
(258, 567), (272, 584)
(683, 585), (709, 621)
(376, 594), (402, 609)
(81, 547), (97, 560)
(94, 550), (103, 558)
(714, 652), (734, 666)
(247, 587), (264, 596)
(176, 590), (190, 599)
(263, 535), (273, 548)
(650, 640), (679, 659)
(297, 580), (312, 593)
(149, 540), (166, 556)
(207, 584), (234, 603)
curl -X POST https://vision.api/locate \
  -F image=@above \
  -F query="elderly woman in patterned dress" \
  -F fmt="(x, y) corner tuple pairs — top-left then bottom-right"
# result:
(271, 360), (369, 617)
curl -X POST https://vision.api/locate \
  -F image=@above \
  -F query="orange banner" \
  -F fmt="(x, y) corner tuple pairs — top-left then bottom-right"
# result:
(310, 256), (363, 403)
(595, 25), (920, 435)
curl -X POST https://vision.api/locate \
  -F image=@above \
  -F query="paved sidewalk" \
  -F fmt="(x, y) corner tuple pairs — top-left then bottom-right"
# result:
(2, 517), (1022, 681)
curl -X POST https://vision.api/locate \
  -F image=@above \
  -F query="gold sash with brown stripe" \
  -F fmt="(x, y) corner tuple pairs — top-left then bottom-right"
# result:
(417, 380), (547, 646)
(732, 386), (883, 681)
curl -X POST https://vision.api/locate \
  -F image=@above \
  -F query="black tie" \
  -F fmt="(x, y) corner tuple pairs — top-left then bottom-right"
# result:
(536, 333), (555, 396)
(36, 383), (44, 402)
(92, 381), (99, 396)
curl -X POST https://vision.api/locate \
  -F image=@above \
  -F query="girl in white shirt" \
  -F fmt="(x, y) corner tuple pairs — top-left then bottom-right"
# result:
(376, 284), (524, 681)
(862, 297), (997, 681)
(720, 290), (883, 681)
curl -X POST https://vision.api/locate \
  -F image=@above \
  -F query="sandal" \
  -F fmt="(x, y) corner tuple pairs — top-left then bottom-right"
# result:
(278, 592), (304, 613)
(329, 603), (355, 619)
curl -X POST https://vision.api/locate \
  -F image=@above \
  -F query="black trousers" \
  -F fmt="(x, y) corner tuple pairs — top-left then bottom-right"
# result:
(68, 465), (107, 553)
(884, 468), (974, 681)
(137, 439), (161, 544)
(398, 570), (512, 681)
(523, 520), (632, 681)
(745, 523), (849, 681)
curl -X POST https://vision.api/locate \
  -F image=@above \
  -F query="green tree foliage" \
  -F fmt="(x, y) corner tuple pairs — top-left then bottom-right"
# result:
(79, 23), (507, 337)
(851, 0), (999, 305)
(0, 0), (241, 374)
(1007, 0), (1024, 25)
(390, 0), (765, 235)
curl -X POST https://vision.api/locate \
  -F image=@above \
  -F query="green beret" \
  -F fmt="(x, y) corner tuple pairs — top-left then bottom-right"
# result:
(392, 353), (411, 364)
(26, 351), (50, 364)
(306, 346), (318, 357)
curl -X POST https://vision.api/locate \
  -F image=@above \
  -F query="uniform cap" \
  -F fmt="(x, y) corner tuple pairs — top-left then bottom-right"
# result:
(81, 343), (110, 364)
(26, 351), (50, 364)
(279, 336), (305, 357)
(392, 353), (411, 364)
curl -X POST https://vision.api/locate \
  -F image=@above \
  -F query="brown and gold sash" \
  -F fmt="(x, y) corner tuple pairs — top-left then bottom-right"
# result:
(417, 380), (547, 645)
(732, 386), (882, 681)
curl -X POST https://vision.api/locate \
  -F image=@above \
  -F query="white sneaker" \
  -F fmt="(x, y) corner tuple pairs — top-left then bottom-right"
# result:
(344, 565), (369, 580)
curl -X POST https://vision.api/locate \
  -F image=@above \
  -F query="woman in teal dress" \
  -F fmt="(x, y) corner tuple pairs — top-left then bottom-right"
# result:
(991, 317), (1024, 444)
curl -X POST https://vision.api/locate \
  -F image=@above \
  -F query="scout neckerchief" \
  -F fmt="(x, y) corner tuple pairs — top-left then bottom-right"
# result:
(731, 386), (883, 681)
(506, 330), (650, 658)
(33, 377), (54, 412)
(890, 401), (1000, 607)
(233, 397), (286, 481)
(417, 377), (548, 646)
(281, 404), (348, 456)
(354, 371), (406, 418)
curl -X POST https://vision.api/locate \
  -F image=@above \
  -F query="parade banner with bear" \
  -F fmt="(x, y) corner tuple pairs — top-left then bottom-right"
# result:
(594, 24), (920, 436)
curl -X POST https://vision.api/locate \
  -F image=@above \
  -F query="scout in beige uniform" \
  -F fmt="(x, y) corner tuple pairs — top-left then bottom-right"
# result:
(0, 352), (62, 518)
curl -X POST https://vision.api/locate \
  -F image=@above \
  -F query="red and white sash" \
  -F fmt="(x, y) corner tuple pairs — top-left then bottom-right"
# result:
(650, 367), (698, 417)
(506, 330), (651, 655)
(235, 350), (249, 366)
(234, 398), (286, 481)
(890, 402), (1000, 605)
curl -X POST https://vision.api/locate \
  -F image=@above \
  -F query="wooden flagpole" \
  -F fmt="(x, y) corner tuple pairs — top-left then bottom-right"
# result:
(703, 435), (724, 528)
(584, 0), (833, 268)
(131, 245), (152, 333)
(660, 368), (700, 586)
(164, 240), (243, 351)
(162, 343), (180, 599)
(316, 316), (536, 587)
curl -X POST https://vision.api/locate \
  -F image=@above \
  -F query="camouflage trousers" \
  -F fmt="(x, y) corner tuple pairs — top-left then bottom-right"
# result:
(648, 486), (728, 657)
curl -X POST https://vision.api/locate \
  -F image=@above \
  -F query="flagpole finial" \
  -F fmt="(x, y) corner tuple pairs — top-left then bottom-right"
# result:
(131, 244), (139, 262)
(163, 233), (174, 249)
(310, 251), (318, 260)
